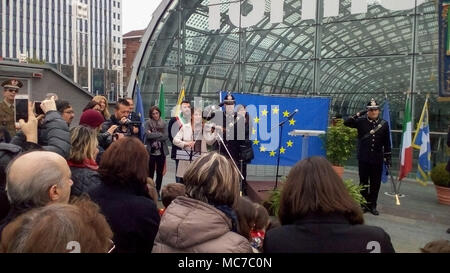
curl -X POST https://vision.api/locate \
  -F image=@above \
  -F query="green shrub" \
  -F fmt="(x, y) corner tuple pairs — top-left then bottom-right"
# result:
(264, 179), (367, 216)
(343, 179), (367, 206)
(323, 119), (358, 166)
(431, 163), (450, 188)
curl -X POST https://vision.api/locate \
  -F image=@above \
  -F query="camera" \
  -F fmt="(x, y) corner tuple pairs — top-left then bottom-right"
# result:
(113, 119), (141, 138)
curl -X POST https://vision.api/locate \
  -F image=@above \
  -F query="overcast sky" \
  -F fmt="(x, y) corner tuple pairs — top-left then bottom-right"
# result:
(122, 0), (163, 34)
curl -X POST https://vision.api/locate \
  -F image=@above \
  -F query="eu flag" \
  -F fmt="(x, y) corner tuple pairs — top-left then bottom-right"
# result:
(135, 82), (146, 141)
(221, 92), (330, 166)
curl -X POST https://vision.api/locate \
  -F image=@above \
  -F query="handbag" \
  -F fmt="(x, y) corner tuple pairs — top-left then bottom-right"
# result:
(239, 140), (254, 163)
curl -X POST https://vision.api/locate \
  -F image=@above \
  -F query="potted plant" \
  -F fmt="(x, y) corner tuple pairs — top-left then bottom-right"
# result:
(323, 119), (358, 177)
(430, 163), (450, 205)
(263, 179), (367, 216)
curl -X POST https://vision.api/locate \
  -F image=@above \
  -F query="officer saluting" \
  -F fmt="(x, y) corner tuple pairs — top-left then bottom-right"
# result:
(344, 99), (391, 215)
(0, 79), (23, 138)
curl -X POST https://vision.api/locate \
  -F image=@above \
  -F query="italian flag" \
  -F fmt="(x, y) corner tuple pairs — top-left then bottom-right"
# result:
(398, 95), (413, 181)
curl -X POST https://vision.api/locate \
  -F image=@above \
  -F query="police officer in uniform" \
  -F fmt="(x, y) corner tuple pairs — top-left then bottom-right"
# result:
(0, 79), (23, 138)
(209, 93), (252, 194)
(344, 99), (391, 215)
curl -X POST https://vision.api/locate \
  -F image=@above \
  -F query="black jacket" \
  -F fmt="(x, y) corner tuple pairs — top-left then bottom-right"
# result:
(168, 117), (183, 159)
(210, 111), (251, 163)
(88, 179), (160, 253)
(344, 115), (391, 164)
(264, 213), (395, 253)
(69, 166), (102, 197)
(11, 111), (71, 159)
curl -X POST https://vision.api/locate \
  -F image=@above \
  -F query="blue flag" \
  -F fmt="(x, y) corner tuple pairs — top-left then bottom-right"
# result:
(135, 82), (146, 141)
(221, 92), (330, 166)
(412, 98), (431, 186)
(381, 100), (393, 183)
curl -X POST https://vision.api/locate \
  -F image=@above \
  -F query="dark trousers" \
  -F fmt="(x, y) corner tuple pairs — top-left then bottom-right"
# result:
(149, 154), (166, 194)
(358, 161), (383, 209)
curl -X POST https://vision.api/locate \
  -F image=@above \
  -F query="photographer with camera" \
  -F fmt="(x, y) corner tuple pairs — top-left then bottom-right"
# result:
(100, 98), (140, 150)
(126, 98), (142, 139)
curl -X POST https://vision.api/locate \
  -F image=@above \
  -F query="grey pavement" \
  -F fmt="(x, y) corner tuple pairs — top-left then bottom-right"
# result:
(159, 156), (450, 253)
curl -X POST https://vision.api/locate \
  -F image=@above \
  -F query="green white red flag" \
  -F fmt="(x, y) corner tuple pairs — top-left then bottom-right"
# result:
(398, 94), (413, 181)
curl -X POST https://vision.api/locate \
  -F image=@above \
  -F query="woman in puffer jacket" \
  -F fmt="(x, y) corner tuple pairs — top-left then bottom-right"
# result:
(152, 152), (252, 253)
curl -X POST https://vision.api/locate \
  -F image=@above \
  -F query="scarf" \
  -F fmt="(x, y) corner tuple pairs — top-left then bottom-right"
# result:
(214, 204), (239, 233)
(67, 158), (99, 170)
(148, 118), (165, 133)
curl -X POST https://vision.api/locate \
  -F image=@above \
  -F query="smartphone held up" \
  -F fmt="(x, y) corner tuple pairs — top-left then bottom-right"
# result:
(14, 95), (29, 123)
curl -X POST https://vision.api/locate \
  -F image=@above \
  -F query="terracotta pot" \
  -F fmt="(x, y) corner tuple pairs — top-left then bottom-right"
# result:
(435, 185), (450, 205)
(332, 166), (344, 178)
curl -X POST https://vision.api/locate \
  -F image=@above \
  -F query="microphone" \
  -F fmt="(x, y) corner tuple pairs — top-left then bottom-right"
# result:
(287, 109), (299, 119)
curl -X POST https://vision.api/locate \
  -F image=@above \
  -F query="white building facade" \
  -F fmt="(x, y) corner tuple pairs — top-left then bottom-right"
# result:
(0, 0), (123, 96)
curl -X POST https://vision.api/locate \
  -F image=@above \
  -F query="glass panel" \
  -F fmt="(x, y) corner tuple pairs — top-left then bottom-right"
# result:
(183, 3), (240, 36)
(245, 0), (314, 31)
(319, 57), (412, 119)
(184, 65), (240, 99)
(243, 61), (314, 95)
(150, 0), (179, 40)
(321, 0), (422, 24)
(417, 0), (437, 14)
(244, 26), (315, 62)
(184, 33), (240, 65)
(181, 0), (240, 9)
(321, 16), (413, 58)
(417, 12), (438, 54)
(137, 66), (180, 119)
(140, 39), (179, 67)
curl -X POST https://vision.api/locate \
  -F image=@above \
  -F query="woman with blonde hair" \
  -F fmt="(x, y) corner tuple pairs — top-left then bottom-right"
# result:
(92, 95), (110, 120)
(153, 152), (252, 253)
(67, 125), (101, 196)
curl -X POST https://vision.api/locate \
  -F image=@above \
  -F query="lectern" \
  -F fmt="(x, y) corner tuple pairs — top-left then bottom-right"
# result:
(288, 130), (326, 160)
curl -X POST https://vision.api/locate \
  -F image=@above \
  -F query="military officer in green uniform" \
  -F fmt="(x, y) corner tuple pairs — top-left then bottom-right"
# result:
(0, 79), (23, 138)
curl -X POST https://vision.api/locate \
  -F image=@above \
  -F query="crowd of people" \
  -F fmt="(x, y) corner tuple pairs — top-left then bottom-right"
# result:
(0, 78), (449, 253)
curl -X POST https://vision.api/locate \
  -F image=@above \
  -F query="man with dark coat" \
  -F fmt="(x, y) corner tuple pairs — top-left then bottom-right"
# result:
(100, 98), (131, 149)
(208, 93), (252, 194)
(344, 99), (391, 216)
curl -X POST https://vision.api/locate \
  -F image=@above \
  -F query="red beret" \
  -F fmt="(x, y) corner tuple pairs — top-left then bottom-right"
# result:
(79, 109), (105, 128)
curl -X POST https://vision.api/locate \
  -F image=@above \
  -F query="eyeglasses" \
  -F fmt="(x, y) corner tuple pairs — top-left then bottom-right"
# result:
(107, 239), (115, 253)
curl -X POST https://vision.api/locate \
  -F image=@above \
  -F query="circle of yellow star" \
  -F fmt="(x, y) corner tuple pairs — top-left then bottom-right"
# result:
(280, 147), (286, 154)
(261, 109), (268, 116)
(287, 140), (294, 147)
(252, 128), (257, 135)
(260, 146), (266, 152)
(289, 119), (296, 126)
(253, 139), (260, 145)
(270, 151), (276, 157)
(283, 110), (290, 117)
(254, 117), (260, 124)
(272, 107), (279, 114)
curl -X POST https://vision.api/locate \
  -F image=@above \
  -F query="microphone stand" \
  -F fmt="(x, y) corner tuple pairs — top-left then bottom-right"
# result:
(215, 132), (245, 181)
(259, 110), (298, 192)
